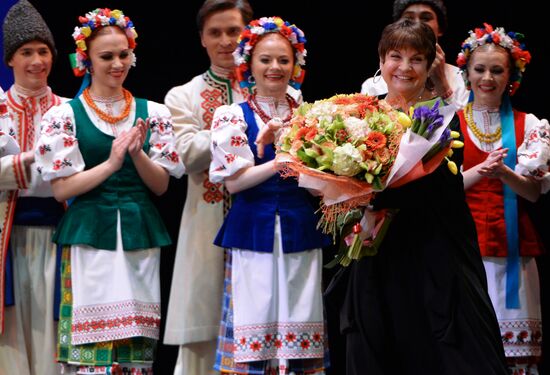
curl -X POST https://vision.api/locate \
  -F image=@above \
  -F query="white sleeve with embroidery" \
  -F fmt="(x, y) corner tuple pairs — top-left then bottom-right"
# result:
(0, 93), (20, 157)
(34, 104), (85, 181)
(0, 90), (25, 190)
(208, 104), (254, 184)
(146, 102), (185, 178)
(516, 114), (550, 193)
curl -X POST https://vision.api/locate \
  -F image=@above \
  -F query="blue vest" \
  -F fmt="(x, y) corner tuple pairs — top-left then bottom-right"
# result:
(214, 102), (331, 253)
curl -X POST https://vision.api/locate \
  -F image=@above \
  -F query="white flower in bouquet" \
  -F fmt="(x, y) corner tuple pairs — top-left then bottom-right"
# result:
(343, 116), (369, 140)
(332, 143), (363, 176)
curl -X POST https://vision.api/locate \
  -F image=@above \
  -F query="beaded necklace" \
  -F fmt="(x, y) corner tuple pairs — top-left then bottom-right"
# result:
(247, 94), (297, 124)
(464, 102), (502, 143)
(83, 88), (133, 124)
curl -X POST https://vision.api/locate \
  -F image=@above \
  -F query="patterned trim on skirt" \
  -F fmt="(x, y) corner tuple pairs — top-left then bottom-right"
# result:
(57, 247), (156, 367)
(214, 249), (329, 374)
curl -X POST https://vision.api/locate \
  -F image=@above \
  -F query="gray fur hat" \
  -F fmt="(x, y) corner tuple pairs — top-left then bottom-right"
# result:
(3, 0), (57, 65)
(392, 0), (447, 33)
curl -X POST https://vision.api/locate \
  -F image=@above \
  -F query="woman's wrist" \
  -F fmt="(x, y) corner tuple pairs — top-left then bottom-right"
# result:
(440, 87), (454, 100)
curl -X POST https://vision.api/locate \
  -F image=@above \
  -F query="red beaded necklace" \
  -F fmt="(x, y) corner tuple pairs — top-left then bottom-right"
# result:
(83, 88), (133, 124)
(247, 94), (297, 124)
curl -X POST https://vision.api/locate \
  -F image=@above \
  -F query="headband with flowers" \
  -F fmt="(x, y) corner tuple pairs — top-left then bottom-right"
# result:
(456, 23), (531, 96)
(234, 16), (307, 90)
(71, 8), (138, 77)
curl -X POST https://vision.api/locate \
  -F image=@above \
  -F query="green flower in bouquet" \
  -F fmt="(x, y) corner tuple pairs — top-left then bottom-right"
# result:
(279, 94), (408, 190)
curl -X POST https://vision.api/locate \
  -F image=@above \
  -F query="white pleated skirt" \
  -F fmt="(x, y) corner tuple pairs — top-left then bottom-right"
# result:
(70, 212), (161, 345)
(232, 215), (325, 363)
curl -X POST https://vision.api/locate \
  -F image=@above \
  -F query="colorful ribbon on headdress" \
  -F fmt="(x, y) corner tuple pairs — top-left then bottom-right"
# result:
(69, 53), (91, 97)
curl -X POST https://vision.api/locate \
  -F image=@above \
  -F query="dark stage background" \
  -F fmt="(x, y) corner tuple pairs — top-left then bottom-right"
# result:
(26, 1), (550, 121)
(2, 1), (549, 373)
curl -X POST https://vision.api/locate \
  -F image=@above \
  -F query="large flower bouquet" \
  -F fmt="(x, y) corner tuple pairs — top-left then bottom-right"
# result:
(276, 94), (460, 266)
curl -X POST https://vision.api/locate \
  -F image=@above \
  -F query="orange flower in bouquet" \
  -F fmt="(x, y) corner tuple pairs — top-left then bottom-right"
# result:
(276, 94), (459, 266)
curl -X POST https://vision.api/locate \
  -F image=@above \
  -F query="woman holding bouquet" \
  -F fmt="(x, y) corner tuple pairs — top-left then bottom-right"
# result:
(33, 8), (184, 374)
(457, 24), (548, 374)
(361, 0), (469, 109)
(338, 19), (508, 374)
(208, 16), (331, 374)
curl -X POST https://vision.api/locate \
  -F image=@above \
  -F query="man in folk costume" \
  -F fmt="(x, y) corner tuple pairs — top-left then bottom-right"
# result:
(162, 1), (254, 373)
(164, 1), (304, 373)
(0, 1), (66, 374)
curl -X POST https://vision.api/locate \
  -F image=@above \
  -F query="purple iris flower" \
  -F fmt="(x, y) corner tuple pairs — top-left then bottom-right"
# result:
(413, 101), (443, 138)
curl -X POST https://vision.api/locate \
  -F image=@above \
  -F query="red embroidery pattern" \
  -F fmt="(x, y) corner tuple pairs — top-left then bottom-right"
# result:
(148, 117), (174, 135)
(22, 96), (37, 150)
(201, 89), (223, 130)
(52, 158), (72, 171)
(72, 314), (159, 334)
(231, 135), (247, 147)
(63, 136), (76, 147)
(39, 144), (52, 155)
(72, 300), (160, 345)
(203, 171), (223, 204)
(225, 154), (236, 164)
(12, 154), (26, 189)
(200, 81), (227, 205)
(154, 142), (166, 149)
(234, 321), (325, 362)
(75, 365), (153, 375)
(161, 150), (180, 163)
(500, 319), (542, 357)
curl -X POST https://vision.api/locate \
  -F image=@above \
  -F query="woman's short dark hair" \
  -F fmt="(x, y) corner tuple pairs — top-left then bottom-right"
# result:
(197, 0), (253, 32)
(378, 19), (437, 69)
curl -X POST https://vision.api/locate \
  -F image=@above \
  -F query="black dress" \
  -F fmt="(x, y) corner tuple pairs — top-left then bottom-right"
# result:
(333, 117), (508, 374)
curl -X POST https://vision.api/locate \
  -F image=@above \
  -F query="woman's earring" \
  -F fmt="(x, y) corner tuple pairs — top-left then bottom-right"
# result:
(248, 75), (256, 84)
(372, 68), (382, 84)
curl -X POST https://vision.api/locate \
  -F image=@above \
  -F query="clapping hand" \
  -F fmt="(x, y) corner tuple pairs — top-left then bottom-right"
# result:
(107, 119), (148, 171)
(255, 117), (284, 158)
(478, 148), (509, 178)
(128, 118), (148, 158)
(108, 129), (133, 171)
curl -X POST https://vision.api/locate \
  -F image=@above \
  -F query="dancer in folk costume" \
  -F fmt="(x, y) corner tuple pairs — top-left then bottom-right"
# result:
(209, 16), (331, 374)
(458, 24), (548, 375)
(162, 2), (252, 374)
(0, 1), (67, 373)
(163, 2), (302, 374)
(34, 8), (184, 374)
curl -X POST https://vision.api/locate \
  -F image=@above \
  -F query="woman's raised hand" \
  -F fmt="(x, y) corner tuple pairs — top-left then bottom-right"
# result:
(255, 118), (284, 158)
(428, 43), (451, 97)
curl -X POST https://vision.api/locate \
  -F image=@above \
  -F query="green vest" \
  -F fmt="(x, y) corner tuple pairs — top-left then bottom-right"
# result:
(53, 98), (171, 250)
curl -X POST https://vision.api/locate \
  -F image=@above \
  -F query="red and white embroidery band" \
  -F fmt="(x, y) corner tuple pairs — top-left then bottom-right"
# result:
(233, 321), (325, 362)
(71, 299), (160, 345)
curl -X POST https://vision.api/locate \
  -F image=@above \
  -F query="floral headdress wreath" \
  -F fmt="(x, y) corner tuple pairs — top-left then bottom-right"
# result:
(71, 8), (138, 77)
(234, 16), (307, 90)
(456, 23), (531, 96)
